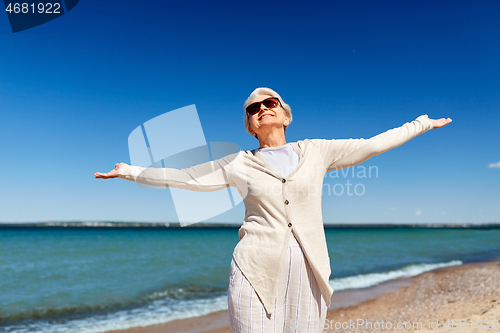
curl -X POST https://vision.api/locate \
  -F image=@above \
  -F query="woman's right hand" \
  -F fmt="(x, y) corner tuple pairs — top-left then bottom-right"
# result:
(94, 163), (125, 179)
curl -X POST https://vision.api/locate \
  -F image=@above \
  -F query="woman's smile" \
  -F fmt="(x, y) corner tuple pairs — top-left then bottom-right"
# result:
(259, 113), (274, 120)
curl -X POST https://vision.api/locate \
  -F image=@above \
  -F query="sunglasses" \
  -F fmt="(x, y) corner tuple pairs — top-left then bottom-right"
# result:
(246, 97), (283, 115)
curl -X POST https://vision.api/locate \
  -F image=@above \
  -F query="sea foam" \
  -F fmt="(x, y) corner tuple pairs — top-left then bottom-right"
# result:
(329, 260), (462, 291)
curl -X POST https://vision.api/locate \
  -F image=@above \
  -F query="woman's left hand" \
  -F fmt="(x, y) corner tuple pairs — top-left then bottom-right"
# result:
(421, 114), (452, 128)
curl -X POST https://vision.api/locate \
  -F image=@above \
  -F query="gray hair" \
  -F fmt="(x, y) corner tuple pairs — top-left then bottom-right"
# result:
(243, 87), (293, 137)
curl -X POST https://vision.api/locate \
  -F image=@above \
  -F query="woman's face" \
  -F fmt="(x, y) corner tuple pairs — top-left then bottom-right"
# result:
(247, 95), (289, 137)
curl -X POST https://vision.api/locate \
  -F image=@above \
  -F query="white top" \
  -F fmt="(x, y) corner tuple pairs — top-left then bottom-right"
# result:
(258, 144), (300, 178)
(117, 115), (434, 315)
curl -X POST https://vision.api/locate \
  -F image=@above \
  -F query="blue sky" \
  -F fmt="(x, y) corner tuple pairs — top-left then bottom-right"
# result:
(1, 0), (498, 224)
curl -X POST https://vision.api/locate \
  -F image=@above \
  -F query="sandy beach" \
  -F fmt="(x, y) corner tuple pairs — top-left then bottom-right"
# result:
(107, 260), (499, 333)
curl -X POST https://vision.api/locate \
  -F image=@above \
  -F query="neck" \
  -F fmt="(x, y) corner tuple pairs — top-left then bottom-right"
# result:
(257, 128), (287, 148)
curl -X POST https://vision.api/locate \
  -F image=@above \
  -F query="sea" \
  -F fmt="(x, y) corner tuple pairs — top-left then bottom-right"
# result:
(1, 226), (499, 333)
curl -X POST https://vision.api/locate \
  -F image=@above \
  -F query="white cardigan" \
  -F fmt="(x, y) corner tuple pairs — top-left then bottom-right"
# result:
(118, 115), (434, 314)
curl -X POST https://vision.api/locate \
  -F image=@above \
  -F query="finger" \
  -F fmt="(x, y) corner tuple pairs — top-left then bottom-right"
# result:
(435, 118), (452, 128)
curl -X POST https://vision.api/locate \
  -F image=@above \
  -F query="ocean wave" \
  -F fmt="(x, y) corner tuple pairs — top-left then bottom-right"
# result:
(1, 284), (225, 324)
(329, 260), (462, 291)
(1, 285), (228, 333)
(3, 260), (462, 333)
(2, 294), (227, 333)
(2, 294), (229, 333)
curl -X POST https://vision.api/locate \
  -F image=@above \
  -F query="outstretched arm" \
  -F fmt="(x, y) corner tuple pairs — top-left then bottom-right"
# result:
(311, 115), (452, 171)
(94, 152), (239, 192)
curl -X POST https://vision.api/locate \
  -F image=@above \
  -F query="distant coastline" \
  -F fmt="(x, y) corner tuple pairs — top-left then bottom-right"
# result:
(1, 221), (499, 229)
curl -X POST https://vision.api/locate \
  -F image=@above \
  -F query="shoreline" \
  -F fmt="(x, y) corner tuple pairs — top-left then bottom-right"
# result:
(107, 259), (500, 333)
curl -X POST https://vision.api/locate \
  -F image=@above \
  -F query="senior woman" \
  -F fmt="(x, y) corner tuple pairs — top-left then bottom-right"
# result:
(95, 87), (452, 332)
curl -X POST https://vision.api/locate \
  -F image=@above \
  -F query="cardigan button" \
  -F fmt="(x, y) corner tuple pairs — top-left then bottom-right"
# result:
(288, 223), (292, 228)
(282, 179), (286, 183)
(284, 200), (289, 205)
